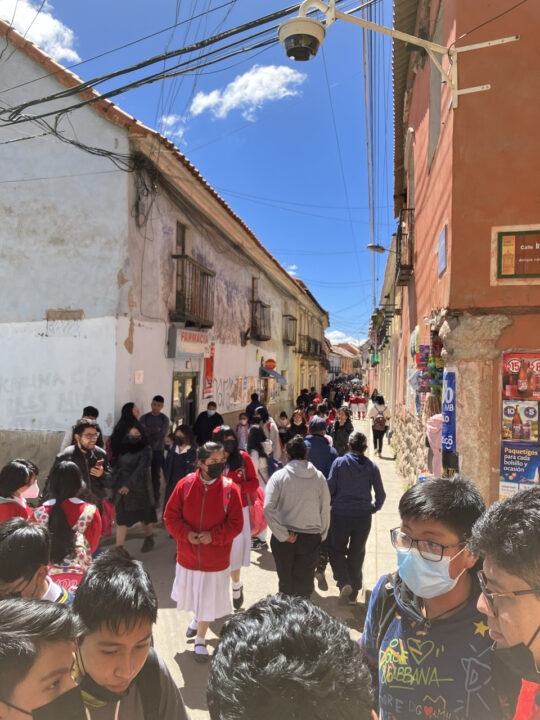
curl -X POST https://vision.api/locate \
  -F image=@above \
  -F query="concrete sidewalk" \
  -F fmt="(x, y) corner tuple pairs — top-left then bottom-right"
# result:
(138, 416), (404, 719)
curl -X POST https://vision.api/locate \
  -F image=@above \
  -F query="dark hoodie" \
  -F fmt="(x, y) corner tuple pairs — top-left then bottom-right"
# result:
(327, 452), (385, 517)
(362, 573), (509, 720)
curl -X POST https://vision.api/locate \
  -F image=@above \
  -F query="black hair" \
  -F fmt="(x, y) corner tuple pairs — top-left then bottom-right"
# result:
(47, 461), (84, 564)
(349, 431), (368, 454)
(174, 424), (195, 445)
(207, 594), (373, 720)
(256, 406), (269, 423)
(307, 403), (316, 413)
(375, 395), (385, 405)
(250, 393), (259, 401)
(152, 395), (164, 403)
(119, 421), (149, 454)
(469, 486), (540, 591)
(316, 403), (326, 415)
(279, 411), (288, 419)
(82, 406), (99, 419)
(198, 441), (224, 463)
(12, 458), (39, 478)
(73, 418), (100, 436)
(74, 547), (157, 635)
(247, 426), (268, 457)
(214, 426), (242, 472)
(0, 598), (81, 702)
(399, 475), (485, 541)
(0, 460), (33, 498)
(207, 401), (217, 409)
(286, 435), (308, 461)
(0, 519), (50, 586)
(110, 404), (139, 461)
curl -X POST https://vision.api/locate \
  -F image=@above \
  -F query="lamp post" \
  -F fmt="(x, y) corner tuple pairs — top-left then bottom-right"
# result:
(279, 0), (518, 108)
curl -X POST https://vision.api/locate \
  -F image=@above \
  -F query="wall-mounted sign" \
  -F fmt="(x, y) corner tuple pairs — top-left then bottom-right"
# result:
(498, 231), (540, 278)
(264, 358), (277, 370)
(167, 326), (213, 359)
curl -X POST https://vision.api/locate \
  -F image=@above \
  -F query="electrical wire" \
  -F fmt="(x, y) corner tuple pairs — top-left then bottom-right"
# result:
(449, 0), (530, 51)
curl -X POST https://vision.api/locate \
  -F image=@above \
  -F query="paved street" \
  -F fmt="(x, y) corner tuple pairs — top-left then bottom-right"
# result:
(119, 418), (403, 719)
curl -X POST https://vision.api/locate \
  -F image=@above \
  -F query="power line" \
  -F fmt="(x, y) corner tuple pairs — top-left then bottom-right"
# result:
(214, 185), (391, 210)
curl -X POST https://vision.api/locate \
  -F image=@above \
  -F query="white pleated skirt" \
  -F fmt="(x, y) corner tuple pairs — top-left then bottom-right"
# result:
(229, 506), (251, 571)
(171, 563), (232, 622)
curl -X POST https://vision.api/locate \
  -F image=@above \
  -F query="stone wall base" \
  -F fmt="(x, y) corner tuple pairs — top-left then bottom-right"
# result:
(392, 408), (429, 488)
(0, 430), (65, 487)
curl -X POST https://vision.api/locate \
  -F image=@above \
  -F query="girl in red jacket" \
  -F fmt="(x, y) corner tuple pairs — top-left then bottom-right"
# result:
(32, 460), (101, 592)
(164, 441), (243, 663)
(214, 425), (259, 611)
(0, 459), (39, 523)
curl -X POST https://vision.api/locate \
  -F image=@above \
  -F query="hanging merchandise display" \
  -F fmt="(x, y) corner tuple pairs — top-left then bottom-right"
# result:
(499, 351), (540, 498)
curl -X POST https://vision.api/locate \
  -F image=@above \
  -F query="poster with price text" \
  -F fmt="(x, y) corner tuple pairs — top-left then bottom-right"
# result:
(442, 368), (459, 476)
(502, 352), (540, 401)
(499, 443), (539, 498)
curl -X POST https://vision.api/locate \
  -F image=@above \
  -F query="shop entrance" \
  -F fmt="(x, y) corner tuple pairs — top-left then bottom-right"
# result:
(172, 372), (198, 430)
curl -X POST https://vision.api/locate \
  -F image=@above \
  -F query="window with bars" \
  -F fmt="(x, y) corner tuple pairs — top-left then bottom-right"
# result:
(170, 223), (215, 327)
(251, 278), (271, 341)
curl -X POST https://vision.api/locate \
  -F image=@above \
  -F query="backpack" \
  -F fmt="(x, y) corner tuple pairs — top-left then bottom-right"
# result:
(33, 503), (96, 577)
(182, 473), (233, 514)
(373, 407), (388, 432)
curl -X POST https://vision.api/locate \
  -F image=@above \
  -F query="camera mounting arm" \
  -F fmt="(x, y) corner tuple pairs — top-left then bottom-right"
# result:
(293, 0), (519, 108)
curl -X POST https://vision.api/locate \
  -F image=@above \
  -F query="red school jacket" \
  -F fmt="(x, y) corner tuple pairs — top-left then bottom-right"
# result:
(514, 681), (540, 720)
(0, 497), (32, 523)
(226, 452), (259, 508)
(164, 470), (243, 572)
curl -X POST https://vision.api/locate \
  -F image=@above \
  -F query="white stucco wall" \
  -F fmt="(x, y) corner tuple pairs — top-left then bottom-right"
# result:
(0, 318), (116, 433)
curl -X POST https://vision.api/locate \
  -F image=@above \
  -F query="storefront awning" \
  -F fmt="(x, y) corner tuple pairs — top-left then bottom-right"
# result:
(259, 367), (287, 385)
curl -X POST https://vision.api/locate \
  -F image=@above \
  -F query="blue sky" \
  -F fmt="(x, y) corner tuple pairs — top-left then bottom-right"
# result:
(0, 0), (395, 344)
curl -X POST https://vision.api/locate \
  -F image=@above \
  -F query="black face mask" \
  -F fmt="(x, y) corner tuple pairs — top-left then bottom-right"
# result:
(223, 439), (237, 453)
(126, 435), (142, 444)
(494, 625), (540, 683)
(173, 436), (185, 445)
(32, 686), (87, 720)
(72, 650), (132, 708)
(205, 462), (225, 480)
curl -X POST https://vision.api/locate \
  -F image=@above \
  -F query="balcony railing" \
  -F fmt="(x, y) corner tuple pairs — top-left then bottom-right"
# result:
(395, 208), (414, 286)
(170, 255), (215, 327)
(251, 300), (272, 341)
(299, 335), (323, 358)
(282, 314), (297, 346)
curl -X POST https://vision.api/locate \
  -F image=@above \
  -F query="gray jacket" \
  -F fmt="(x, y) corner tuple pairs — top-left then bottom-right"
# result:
(264, 460), (331, 542)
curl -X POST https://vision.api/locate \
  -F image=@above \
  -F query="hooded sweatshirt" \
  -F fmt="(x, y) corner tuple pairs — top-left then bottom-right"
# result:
(426, 413), (443, 476)
(328, 452), (386, 517)
(263, 460), (330, 542)
(362, 573), (508, 720)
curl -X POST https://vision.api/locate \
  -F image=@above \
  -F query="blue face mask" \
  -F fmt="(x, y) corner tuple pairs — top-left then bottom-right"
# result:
(396, 547), (467, 599)
(207, 410), (216, 417)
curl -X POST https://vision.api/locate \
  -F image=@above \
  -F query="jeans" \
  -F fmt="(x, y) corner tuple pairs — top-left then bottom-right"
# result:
(270, 532), (321, 598)
(328, 513), (372, 592)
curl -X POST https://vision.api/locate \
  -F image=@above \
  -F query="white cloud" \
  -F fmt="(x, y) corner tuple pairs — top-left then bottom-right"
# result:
(325, 330), (365, 346)
(190, 64), (307, 121)
(159, 114), (186, 144)
(0, 0), (80, 62)
(286, 264), (298, 277)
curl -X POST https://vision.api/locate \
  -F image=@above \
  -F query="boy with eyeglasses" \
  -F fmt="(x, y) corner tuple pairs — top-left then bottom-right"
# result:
(469, 486), (540, 720)
(361, 476), (511, 720)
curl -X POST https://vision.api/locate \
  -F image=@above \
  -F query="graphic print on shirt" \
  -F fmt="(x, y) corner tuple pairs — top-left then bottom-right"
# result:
(378, 617), (497, 720)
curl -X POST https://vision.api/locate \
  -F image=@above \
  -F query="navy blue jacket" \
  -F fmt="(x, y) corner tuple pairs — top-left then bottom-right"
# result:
(305, 434), (338, 479)
(328, 452), (386, 517)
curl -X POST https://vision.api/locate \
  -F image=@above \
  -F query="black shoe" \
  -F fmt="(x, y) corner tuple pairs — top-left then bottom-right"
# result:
(233, 585), (244, 610)
(186, 622), (197, 639)
(315, 570), (328, 592)
(141, 535), (155, 553)
(251, 537), (267, 550)
(348, 590), (359, 605)
(194, 642), (209, 663)
(339, 584), (353, 605)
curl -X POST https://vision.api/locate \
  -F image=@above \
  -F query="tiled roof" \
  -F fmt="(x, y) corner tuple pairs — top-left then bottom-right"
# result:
(0, 19), (325, 309)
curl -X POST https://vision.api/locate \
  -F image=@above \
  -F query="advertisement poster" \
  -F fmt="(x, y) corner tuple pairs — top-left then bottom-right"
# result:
(442, 368), (459, 477)
(246, 376), (258, 401)
(502, 352), (540, 401)
(502, 400), (539, 444)
(499, 443), (540, 498)
(203, 357), (214, 399)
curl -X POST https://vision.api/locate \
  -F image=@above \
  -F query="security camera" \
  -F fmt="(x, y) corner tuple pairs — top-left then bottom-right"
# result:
(278, 16), (326, 61)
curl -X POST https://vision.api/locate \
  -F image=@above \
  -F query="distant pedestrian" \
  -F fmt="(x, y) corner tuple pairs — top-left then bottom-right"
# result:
(264, 436), (330, 598)
(109, 402), (140, 464)
(424, 393), (443, 476)
(59, 405), (104, 452)
(235, 412), (250, 451)
(327, 431), (385, 604)
(245, 393), (265, 423)
(296, 388), (310, 411)
(163, 425), (197, 512)
(368, 395), (391, 458)
(140, 395), (170, 506)
(330, 407), (354, 456)
(113, 423), (156, 553)
(277, 411), (291, 448)
(289, 409), (307, 437)
(247, 425), (273, 550)
(257, 406), (281, 459)
(164, 441), (243, 662)
(194, 402), (224, 445)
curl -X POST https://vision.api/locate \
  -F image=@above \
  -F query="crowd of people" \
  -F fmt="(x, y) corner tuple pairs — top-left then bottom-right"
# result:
(0, 385), (538, 719)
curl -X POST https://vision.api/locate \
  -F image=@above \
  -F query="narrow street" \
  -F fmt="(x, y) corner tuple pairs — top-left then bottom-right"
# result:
(118, 418), (402, 720)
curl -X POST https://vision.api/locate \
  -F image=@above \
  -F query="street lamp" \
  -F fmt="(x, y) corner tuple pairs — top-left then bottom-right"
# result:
(278, 0), (518, 108)
(366, 243), (391, 254)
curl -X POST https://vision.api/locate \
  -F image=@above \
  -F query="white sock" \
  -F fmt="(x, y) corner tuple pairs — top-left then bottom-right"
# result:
(232, 580), (243, 591)
(194, 636), (208, 655)
(188, 618), (198, 631)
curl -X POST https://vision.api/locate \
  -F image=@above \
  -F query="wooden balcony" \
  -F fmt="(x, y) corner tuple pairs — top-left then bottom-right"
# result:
(170, 255), (215, 327)
(251, 300), (272, 341)
(282, 314), (297, 346)
(395, 208), (414, 286)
